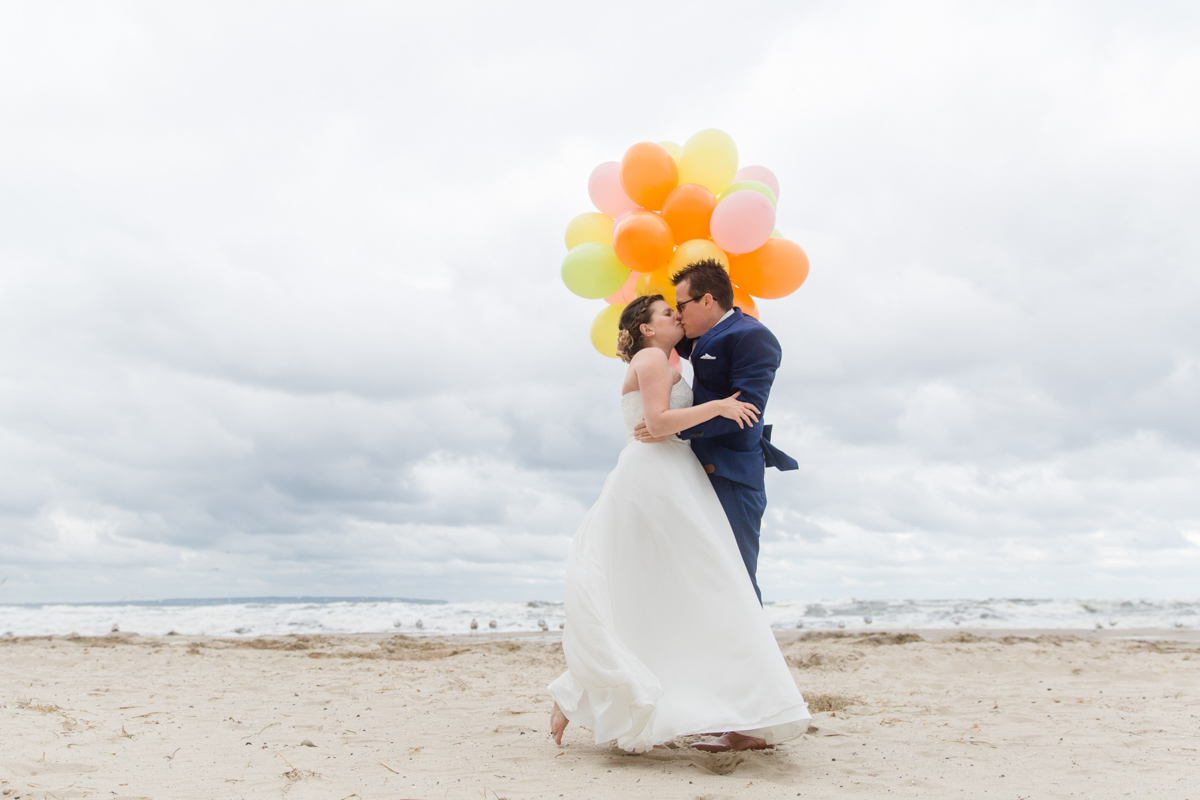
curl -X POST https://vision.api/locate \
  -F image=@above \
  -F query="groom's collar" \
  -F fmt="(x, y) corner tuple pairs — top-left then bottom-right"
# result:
(705, 307), (739, 337)
(695, 307), (741, 350)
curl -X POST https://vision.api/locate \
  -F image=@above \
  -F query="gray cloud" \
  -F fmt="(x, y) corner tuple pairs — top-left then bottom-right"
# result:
(1, 2), (1198, 604)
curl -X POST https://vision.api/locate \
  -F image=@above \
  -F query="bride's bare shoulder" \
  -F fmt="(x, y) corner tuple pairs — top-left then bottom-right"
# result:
(630, 347), (668, 366)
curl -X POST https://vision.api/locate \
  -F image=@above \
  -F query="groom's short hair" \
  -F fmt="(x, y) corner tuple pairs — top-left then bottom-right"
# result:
(671, 259), (733, 311)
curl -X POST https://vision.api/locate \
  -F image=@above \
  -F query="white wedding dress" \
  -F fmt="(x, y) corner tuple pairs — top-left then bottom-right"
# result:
(548, 378), (810, 753)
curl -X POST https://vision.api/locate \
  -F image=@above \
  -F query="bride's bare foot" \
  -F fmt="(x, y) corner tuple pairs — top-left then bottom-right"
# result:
(551, 702), (569, 745)
(690, 732), (771, 752)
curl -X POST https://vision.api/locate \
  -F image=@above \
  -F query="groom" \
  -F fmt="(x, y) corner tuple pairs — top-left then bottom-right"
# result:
(634, 258), (798, 605)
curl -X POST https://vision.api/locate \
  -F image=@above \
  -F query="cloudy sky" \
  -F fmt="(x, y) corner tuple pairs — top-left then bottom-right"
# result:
(1, 2), (1198, 604)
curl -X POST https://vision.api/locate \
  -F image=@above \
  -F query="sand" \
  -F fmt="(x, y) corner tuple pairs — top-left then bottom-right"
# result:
(1, 628), (1198, 799)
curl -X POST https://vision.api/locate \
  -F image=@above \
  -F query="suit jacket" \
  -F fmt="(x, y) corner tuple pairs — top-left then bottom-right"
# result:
(676, 308), (798, 491)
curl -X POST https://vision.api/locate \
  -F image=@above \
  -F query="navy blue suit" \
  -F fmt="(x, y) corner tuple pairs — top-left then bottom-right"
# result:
(676, 308), (797, 603)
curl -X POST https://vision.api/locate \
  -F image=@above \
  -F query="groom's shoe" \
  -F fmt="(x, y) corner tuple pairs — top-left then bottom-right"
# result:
(691, 733), (771, 752)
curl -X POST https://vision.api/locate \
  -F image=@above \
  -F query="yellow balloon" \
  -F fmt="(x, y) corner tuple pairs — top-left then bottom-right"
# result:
(658, 141), (682, 162)
(668, 238), (730, 275)
(590, 302), (625, 358)
(677, 129), (738, 195)
(564, 212), (614, 250)
(635, 267), (675, 305)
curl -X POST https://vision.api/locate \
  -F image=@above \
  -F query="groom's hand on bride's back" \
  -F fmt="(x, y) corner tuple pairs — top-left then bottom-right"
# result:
(633, 420), (675, 443)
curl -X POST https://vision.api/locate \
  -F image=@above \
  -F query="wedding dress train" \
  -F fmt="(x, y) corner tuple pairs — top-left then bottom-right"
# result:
(548, 378), (810, 753)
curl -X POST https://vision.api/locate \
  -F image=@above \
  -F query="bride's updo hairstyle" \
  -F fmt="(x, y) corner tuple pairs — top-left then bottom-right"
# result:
(616, 294), (665, 363)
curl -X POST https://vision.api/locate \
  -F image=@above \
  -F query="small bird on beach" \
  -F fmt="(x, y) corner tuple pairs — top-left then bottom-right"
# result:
(795, 621), (804, 629)
(111, 623), (119, 633)
(538, 618), (548, 631)
(470, 618), (478, 630)
(863, 616), (873, 625)
(415, 619), (424, 630)
(393, 620), (403, 628)
(488, 619), (498, 629)
(837, 621), (846, 629)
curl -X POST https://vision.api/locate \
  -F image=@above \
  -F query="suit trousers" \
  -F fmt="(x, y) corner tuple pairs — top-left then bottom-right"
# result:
(708, 474), (767, 605)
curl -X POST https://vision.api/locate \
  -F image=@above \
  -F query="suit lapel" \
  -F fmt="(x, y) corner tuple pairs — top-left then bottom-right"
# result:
(691, 308), (743, 363)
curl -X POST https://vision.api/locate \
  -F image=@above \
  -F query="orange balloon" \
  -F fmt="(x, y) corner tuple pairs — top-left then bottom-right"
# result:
(732, 285), (759, 319)
(728, 238), (810, 299)
(613, 211), (674, 273)
(635, 267), (675, 306)
(668, 238), (729, 276)
(620, 142), (679, 211)
(660, 183), (716, 243)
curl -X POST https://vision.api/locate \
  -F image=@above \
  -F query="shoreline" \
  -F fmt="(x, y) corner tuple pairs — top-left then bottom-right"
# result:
(4, 623), (1195, 638)
(3, 628), (1197, 799)
(6, 625), (1198, 644)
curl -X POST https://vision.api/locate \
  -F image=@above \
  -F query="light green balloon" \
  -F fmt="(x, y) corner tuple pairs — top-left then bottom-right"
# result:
(770, 228), (783, 238)
(561, 242), (631, 299)
(717, 180), (778, 207)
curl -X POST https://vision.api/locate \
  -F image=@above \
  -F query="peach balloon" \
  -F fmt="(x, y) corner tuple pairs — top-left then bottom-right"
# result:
(733, 165), (780, 200)
(710, 190), (776, 255)
(660, 183), (716, 244)
(668, 238), (729, 276)
(620, 142), (678, 211)
(588, 161), (640, 218)
(717, 180), (776, 207)
(728, 238), (810, 299)
(605, 270), (638, 305)
(613, 211), (674, 274)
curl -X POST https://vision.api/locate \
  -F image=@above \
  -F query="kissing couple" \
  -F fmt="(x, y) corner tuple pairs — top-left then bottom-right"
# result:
(548, 259), (811, 753)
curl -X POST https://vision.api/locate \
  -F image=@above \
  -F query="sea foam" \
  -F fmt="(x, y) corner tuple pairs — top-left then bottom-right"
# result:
(1, 596), (1197, 637)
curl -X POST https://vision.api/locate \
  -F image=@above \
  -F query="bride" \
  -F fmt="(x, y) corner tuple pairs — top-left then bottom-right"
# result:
(548, 294), (810, 754)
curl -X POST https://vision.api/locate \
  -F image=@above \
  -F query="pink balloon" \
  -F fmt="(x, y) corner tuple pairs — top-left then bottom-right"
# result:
(710, 191), (776, 255)
(733, 165), (780, 200)
(588, 161), (640, 218)
(604, 271), (638, 305)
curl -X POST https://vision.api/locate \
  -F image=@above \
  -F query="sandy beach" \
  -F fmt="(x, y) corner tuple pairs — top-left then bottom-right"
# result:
(2, 629), (1197, 799)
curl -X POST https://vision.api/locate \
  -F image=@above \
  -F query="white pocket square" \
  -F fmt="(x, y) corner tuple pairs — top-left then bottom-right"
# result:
(699, 353), (717, 360)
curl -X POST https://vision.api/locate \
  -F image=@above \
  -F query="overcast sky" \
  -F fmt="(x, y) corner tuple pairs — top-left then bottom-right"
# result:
(1, 1), (1198, 604)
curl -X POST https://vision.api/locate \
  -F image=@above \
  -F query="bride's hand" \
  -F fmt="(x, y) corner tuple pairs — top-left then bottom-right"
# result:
(715, 391), (760, 429)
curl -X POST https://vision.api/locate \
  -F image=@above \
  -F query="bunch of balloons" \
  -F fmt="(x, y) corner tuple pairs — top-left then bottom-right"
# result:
(561, 129), (810, 358)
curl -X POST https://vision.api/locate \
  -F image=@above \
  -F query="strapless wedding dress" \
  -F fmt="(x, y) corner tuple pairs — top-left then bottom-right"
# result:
(548, 379), (810, 753)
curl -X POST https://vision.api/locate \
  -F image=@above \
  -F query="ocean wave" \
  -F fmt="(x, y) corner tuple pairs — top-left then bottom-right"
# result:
(1, 596), (1196, 637)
